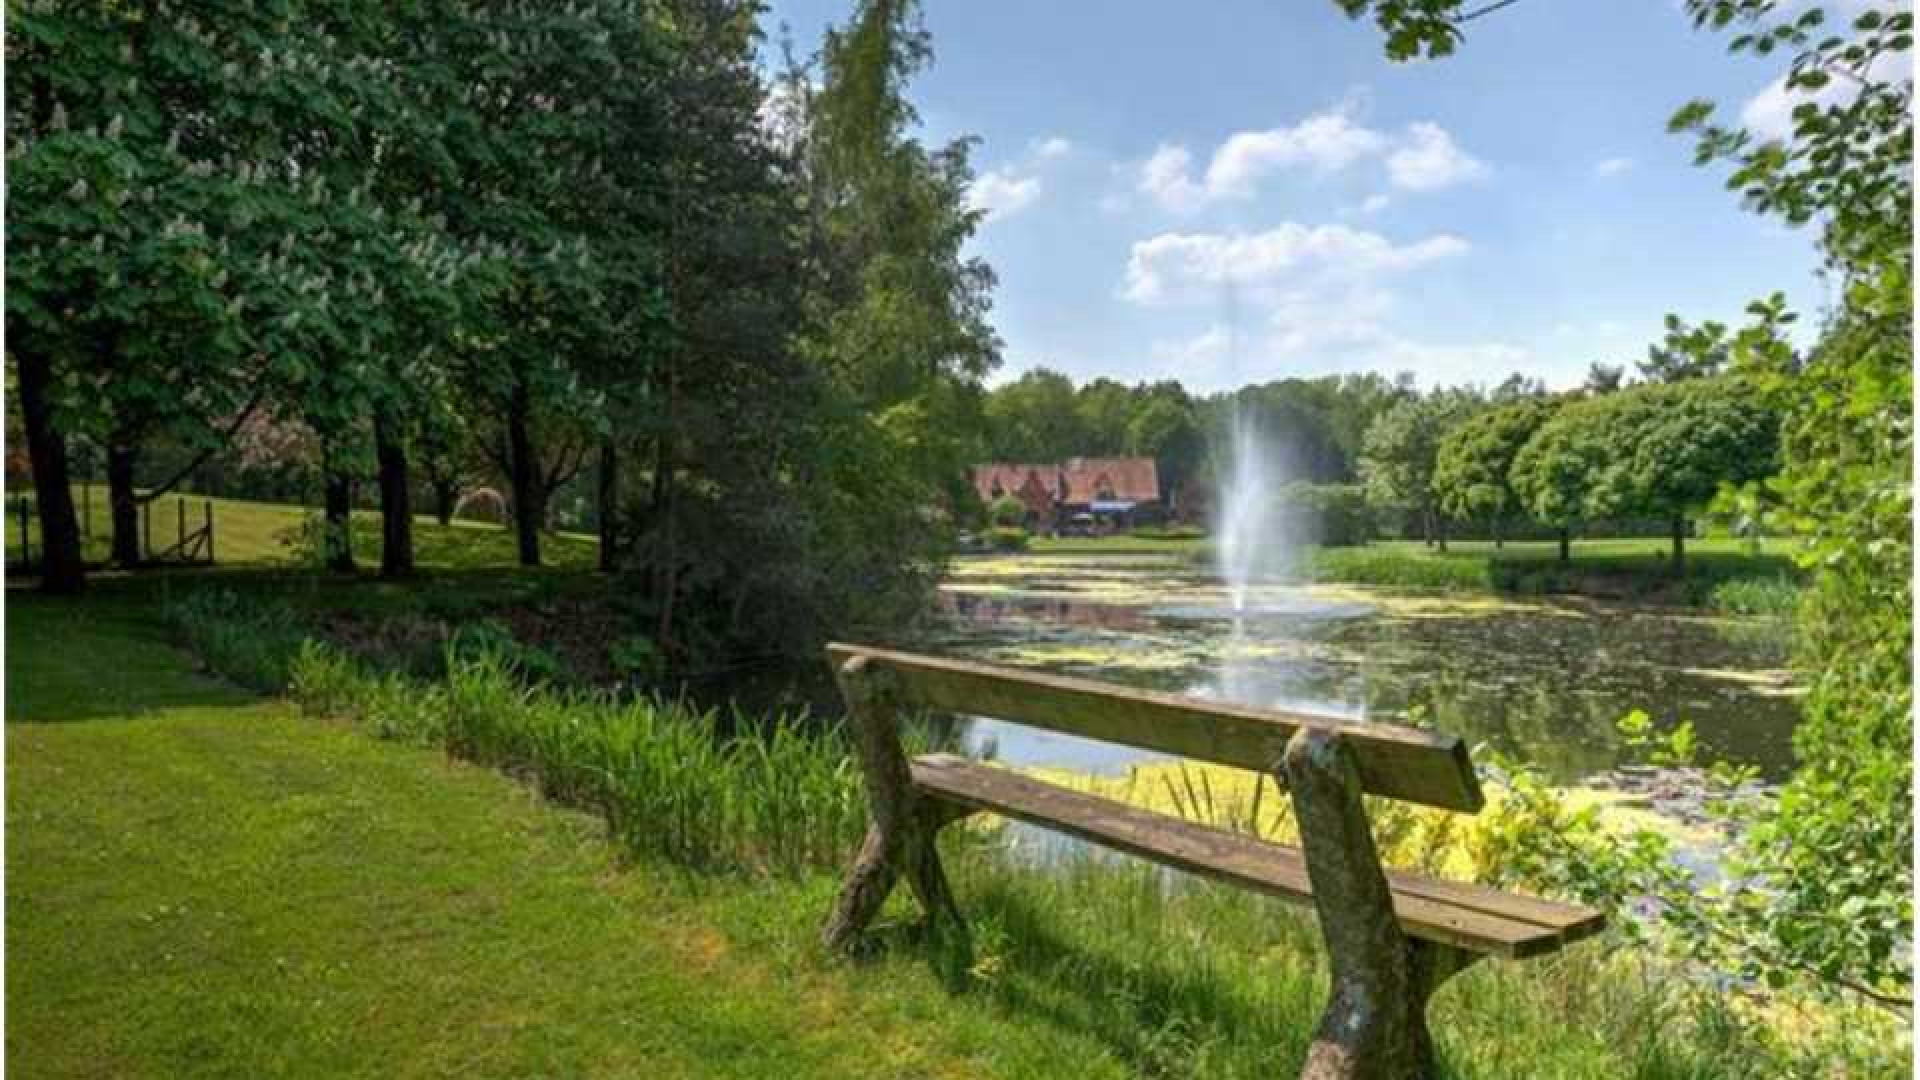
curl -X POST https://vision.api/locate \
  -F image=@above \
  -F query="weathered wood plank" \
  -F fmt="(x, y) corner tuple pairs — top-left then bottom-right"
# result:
(830, 643), (1484, 813)
(911, 754), (1600, 958)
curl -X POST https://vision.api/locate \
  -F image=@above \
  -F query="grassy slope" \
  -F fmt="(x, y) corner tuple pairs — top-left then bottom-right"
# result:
(6, 487), (597, 570)
(6, 591), (1151, 1078)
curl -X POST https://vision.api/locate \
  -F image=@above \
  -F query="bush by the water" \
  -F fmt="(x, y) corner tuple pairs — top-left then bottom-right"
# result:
(1273, 483), (1373, 547)
(988, 526), (1030, 552)
(164, 588), (310, 692)
(988, 495), (1028, 528)
(292, 638), (867, 876)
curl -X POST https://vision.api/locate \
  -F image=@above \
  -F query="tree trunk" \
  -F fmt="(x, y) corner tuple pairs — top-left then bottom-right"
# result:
(1670, 514), (1685, 576)
(375, 416), (414, 580)
(431, 476), (458, 527)
(16, 348), (86, 594)
(1558, 526), (1571, 564)
(506, 376), (542, 567)
(1492, 517), (1503, 550)
(323, 468), (355, 573)
(1435, 513), (1448, 554)
(597, 436), (619, 573)
(654, 435), (679, 650)
(107, 440), (142, 565)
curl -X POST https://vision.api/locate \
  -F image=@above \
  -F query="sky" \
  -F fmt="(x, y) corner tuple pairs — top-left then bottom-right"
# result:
(759, 0), (1841, 394)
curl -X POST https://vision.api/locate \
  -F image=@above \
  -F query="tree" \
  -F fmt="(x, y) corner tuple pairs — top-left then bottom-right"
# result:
(1347, 0), (1912, 1003)
(984, 369), (1086, 461)
(1125, 395), (1205, 518)
(1358, 390), (1479, 550)
(1624, 378), (1778, 568)
(1582, 362), (1626, 395)
(1509, 400), (1608, 563)
(6, 4), (398, 587)
(1434, 397), (1559, 548)
(1639, 314), (1730, 383)
(1671, 0), (1913, 1002)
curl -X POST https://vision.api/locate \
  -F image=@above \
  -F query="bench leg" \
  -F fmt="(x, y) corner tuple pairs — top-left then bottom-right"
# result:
(1285, 729), (1465, 1080)
(822, 656), (970, 953)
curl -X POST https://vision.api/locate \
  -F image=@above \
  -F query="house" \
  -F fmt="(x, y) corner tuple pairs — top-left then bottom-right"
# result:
(972, 457), (1162, 530)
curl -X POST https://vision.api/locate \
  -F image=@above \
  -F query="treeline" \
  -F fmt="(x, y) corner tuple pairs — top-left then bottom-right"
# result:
(9, 0), (997, 661)
(982, 323), (1777, 564)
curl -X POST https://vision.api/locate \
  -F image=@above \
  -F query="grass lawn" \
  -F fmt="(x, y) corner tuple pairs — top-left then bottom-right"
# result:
(4, 588), (1151, 1078)
(7, 577), (1900, 1077)
(6, 486), (597, 571)
(1029, 530), (1799, 603)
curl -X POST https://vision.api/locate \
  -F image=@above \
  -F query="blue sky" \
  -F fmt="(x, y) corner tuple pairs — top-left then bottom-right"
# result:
(761, 1), (1833, 392)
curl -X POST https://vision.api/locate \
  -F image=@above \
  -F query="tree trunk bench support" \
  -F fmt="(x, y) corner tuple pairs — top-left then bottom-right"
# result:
(821, 645), (1604, 1080)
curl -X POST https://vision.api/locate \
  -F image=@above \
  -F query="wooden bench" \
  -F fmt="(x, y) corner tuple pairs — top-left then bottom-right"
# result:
(821, 643), (1603, 1080)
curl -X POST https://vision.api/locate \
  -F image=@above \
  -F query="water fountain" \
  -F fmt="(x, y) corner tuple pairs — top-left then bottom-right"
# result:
(1149, 406), (1371, 624)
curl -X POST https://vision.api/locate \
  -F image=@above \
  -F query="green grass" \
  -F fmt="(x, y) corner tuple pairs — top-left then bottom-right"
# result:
(1027, 531), (1801, 607)
(6, 486), (596, 571)
(9, 574), (1901, 1078)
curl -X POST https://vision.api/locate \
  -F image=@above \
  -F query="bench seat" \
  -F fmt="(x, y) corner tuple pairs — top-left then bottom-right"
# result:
(911, 753), (1603, 959)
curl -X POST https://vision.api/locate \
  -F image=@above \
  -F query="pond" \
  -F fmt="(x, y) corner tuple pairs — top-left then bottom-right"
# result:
(900, 555), (1801, 801)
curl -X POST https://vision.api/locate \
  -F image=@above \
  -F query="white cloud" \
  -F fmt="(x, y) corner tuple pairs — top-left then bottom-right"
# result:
(1133, 107), (1486, 212)
(1741, 47), (1910, 141)
(969, 135), (1080, 222)
(1033, 135), (1073, 160)
(1122, 223), (1469, 305)
(1203, 108), (1388, 197)
(1357, 193), (1391, 215)
(1385, 122), (1487, 191)
(1147, 313), (1529, 393)
(1137, 144), (1207, 214)
(970, 167), (1043, 219)
(1595, 156), (1634, 178)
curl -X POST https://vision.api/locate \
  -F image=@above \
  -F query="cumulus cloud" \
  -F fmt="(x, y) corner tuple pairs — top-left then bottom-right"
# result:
(1133, 106), (1486, 212)
(1033, 135), (1073, 159)
(1137, 144), (1207, 214)
(1203, 108), (1388, 196)
(1385, 123), (1487, 191)
(968, 135), (1078, 222)
(1595, 156), (1634, 178)
(1356, 193), (1391, 215)
(1148, 316), (1528, 393)
(970, 167), (1043, 219)
(1741, 46), (1909, 141)
(1121, 223), (1469, 305)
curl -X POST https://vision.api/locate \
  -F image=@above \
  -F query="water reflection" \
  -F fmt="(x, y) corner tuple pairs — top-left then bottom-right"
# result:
(919, 557), (1800, 787)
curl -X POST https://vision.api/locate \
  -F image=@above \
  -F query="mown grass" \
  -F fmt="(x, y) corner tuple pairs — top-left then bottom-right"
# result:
(1030, 530), (1801, 610)
(6, 486), (596, 570)
(13, 577), (1879, 1076)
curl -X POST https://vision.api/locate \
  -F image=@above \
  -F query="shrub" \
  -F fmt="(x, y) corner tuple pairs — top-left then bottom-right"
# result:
(987, 525), (1029, 552)
(608, 634), (666, 684)
(163, 588), (308, 692)
(447, 618), (566, 686)
(1707, 575), (1803, 618)
(1274, 483), (1373, 547)
(988, 495), (1028, 528)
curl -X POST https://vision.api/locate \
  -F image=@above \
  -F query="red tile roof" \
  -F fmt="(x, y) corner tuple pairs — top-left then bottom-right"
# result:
(1060, 457), (1159, 504)
(972, 464), (1061, 504)
(971, 458), (1159, 505)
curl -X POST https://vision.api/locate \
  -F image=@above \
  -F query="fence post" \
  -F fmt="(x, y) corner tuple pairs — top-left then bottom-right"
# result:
(205, 500), (215, 564)
(177, 496), (185, 553)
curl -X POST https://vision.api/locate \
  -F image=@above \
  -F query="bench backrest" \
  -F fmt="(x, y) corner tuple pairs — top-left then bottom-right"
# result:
(826, 643), (1484, 813)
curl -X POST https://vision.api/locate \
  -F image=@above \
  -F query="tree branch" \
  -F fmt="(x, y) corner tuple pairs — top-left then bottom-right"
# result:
(1458, 0), (1524, 22)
